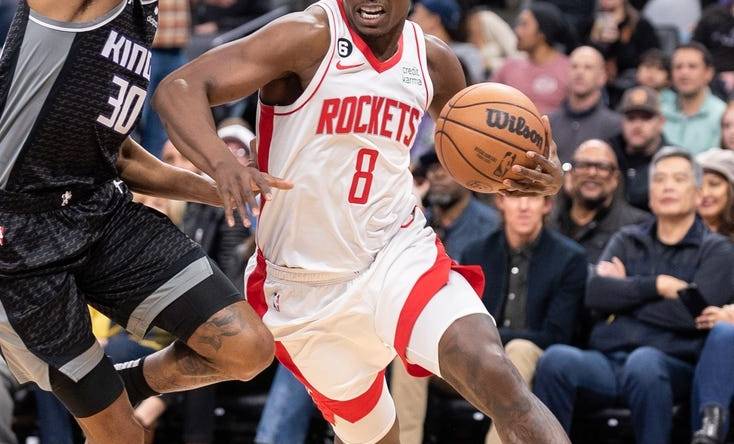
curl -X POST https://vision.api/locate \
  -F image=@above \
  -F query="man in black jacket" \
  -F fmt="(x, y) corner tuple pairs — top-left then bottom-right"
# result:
(533, 147), (734, 444)
(550, 139), (650, 263)
(461, 194), (587, 444)
(608, 86), (667, 212)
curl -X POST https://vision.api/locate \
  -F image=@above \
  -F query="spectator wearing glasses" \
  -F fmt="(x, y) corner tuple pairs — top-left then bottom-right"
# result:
(533, 147), (734, 444)
(550, 139), (650, 263)
(608, 86), (667, 211)
(550, 46), (622, 163)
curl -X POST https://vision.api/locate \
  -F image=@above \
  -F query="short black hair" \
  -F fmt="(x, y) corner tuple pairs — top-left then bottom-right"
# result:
(673, 42), (715, 68)
(639, 48), (670, 73)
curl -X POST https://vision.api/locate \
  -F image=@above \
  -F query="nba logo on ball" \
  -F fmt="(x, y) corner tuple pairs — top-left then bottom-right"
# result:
(435, 83), (547, 193)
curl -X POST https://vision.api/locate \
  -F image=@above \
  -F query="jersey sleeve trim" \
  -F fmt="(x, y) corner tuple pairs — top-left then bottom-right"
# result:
(28, 0), (127, 33)
(266, 1), (337, 116)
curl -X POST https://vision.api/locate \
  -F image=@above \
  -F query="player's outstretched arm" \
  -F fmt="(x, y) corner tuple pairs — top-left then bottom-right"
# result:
(116, 137), (223, 207)
(153, 10), (328, 225)
(424, 36), (562, 197)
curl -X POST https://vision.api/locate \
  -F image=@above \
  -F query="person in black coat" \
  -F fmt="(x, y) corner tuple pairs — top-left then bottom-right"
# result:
(461, 194), (587, 444)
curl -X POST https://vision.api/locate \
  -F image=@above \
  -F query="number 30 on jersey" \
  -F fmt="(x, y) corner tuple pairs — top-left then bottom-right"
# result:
(97, 75), (147, 135)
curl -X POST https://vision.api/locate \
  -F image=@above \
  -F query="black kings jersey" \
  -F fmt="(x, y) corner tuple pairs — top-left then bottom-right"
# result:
(0, 0), (158, 194)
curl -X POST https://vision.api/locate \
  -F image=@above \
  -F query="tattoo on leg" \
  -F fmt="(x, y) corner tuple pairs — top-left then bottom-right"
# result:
(439, 316), (570, 444)
(195, 305), (246, 352)
(144, 342), (229, 393)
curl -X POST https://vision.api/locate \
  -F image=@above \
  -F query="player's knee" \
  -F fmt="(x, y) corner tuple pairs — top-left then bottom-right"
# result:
(222, 324), (274, 380)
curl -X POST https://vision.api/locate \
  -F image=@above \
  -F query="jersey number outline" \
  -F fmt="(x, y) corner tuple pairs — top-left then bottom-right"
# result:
(97, 75), (147, 135)
(348, 148), (379, 204)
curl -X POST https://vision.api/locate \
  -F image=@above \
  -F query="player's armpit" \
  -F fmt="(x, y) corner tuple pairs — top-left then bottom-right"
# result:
(28, 0), (122, 23)
(116, 137), (223, 207)
(424, 35), (467, 121)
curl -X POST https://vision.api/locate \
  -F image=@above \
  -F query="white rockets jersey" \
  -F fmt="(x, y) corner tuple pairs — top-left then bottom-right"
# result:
(255, 0), (433, 274)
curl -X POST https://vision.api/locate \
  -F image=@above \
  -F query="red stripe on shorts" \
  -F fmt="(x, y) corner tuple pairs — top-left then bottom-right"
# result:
(245, 249), (269, 318)
(394, 238), (485, 377)
(244, 249), (387, 425)
(275, 343), (386, 425)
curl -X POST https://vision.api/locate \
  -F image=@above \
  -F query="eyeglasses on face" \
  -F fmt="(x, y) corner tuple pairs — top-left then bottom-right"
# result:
(571, 160), (617, 176)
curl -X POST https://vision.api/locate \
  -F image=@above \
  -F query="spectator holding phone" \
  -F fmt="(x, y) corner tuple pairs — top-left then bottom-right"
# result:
(533, 147), (734, 444)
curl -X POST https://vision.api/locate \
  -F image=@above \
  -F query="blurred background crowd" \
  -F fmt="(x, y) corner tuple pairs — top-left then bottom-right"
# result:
(2, 0), (734, 443)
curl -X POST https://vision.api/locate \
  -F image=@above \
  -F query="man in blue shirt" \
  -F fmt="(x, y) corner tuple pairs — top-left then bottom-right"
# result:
(661, 43), (726, 154)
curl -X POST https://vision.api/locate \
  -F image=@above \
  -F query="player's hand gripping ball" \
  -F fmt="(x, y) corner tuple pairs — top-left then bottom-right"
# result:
(435, 82), (562, 196)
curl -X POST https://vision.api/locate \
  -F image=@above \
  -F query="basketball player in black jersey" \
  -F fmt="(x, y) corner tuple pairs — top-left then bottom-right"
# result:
(0, 1), (292, 443)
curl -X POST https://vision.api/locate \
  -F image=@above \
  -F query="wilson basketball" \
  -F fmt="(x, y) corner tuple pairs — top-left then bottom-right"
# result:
(434, 82), (549, 193)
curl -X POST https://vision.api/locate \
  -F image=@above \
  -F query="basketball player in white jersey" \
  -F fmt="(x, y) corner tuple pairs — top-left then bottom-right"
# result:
(154, 1), (569, 443)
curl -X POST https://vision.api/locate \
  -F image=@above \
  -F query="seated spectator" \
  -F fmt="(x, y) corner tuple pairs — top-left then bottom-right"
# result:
(550, 139), (650, 263)
(691, 306), (734, 444)
(410, 0), (485, 84)
(492, 2), (573, 115)
(544, 0), (595, 35)
(721, 102), (734, 151)
(696, 148), (734, 240)
(533, 147), (734, 444)
(636, 49), (673, 99)
(587, 0), (660, 106)
(421, 152), (500, 259)
(689, 149), (734, 444)
(550, 46), (622, 162)
(693, 1), (734, 96)
(661, 43), (727, 154)
(0, 357), (17, 444)
(465, 8), (518, 76)
(460, 194), (587, 444)
(609, 86), (667, 211)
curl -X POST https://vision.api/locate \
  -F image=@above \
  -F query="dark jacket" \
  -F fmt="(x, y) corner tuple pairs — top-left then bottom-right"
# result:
(460, 227), (587, 349)
(550, 100), (622, 163)
(607, 133), (668, 212)
(549, 193), (652, 263)
(586, 217), (734, 362)
(693, 5), (734, 73)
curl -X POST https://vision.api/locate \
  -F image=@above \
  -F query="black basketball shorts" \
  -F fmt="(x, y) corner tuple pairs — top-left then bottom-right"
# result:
(0, 180), (242, 394)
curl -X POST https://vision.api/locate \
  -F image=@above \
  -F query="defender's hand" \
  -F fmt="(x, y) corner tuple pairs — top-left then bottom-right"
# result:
(212, 161), (293, 228)
(500, 116), (562, 197)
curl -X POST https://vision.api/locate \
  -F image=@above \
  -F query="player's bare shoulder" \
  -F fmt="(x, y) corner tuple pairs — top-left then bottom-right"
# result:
(423, 34), (466, 117)
(264, 6), (332, 76)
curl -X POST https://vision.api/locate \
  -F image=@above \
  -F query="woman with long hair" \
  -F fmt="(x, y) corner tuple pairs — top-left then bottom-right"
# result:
(697, 148), (734, 240)
(691, 148), (734, 444)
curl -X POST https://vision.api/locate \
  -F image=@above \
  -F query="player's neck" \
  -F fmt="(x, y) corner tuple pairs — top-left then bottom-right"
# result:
(359, 22), (405, 62)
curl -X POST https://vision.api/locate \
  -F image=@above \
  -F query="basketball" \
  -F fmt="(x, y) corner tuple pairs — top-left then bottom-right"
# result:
(434, 82), (549, 193)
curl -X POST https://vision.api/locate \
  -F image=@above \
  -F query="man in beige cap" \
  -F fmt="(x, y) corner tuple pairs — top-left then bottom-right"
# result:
(608, 86), (668, 211)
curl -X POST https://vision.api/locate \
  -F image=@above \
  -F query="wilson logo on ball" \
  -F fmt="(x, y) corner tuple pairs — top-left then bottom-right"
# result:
(485, 109), (544, 150)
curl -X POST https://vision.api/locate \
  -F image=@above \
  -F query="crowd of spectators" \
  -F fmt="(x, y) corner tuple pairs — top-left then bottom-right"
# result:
(4, 0), (734, 443)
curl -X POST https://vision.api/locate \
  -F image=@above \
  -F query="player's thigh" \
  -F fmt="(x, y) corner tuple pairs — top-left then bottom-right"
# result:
(279, 335), (397, 444)
(403, 270), (491, 377)
(0, 273), (124, 419)
(76, 202), (244, 345)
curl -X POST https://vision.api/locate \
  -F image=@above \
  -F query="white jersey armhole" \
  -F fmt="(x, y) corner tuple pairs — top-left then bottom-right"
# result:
(262, 1), (337, 116)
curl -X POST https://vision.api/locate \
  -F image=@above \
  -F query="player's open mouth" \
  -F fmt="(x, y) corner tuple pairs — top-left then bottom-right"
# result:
(358, 5), (386, 23)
